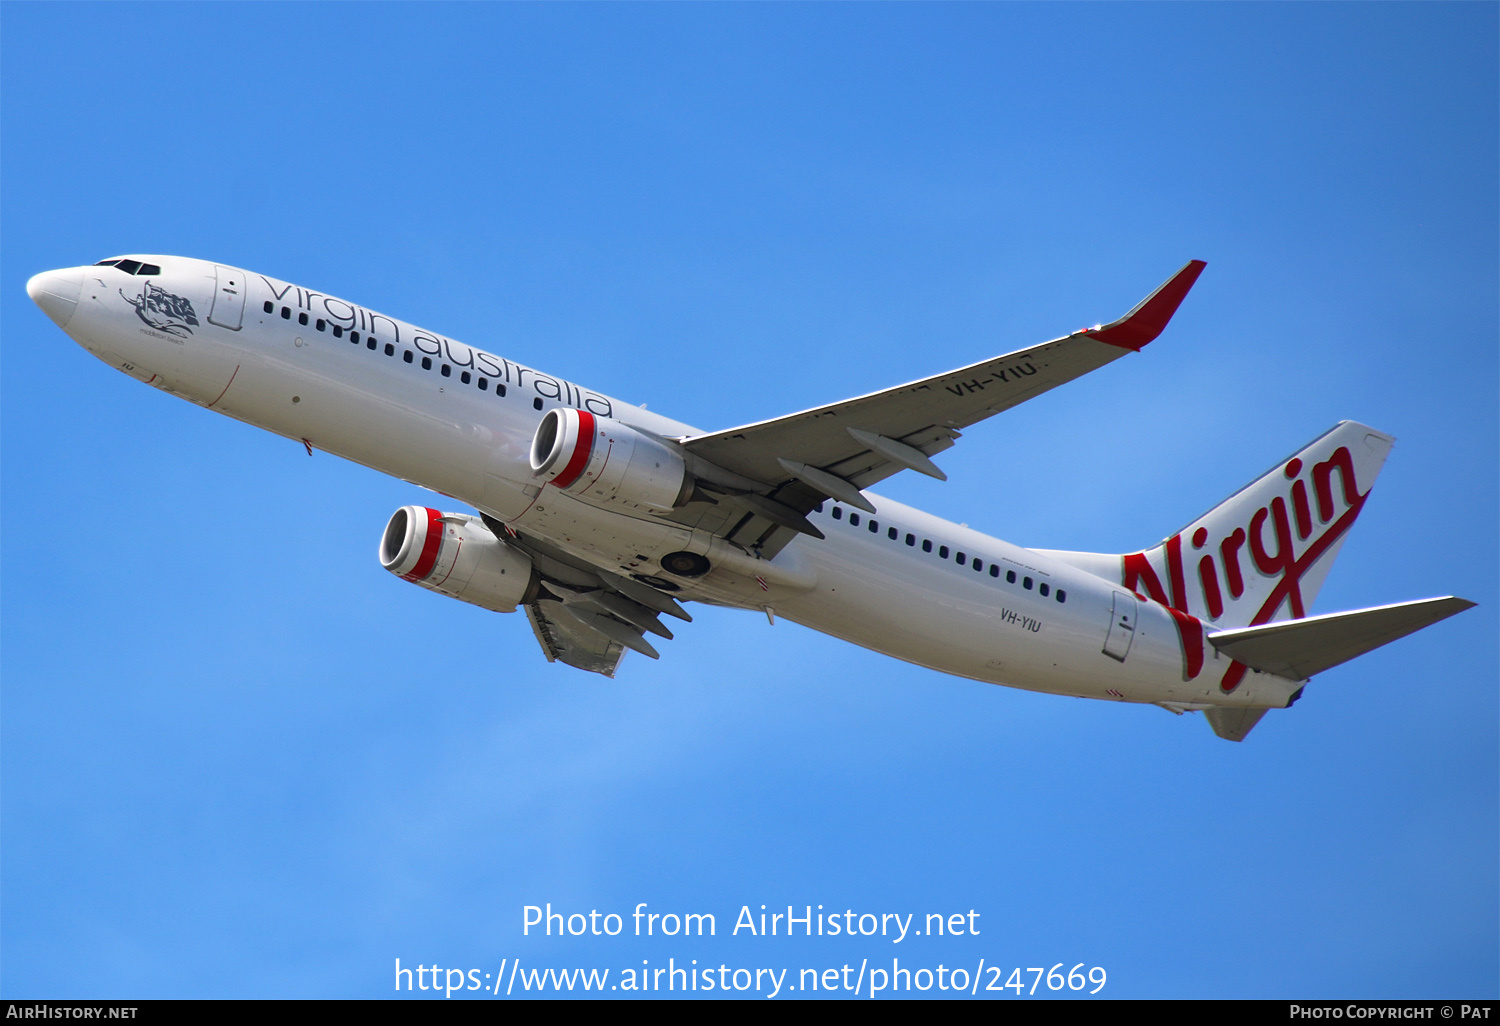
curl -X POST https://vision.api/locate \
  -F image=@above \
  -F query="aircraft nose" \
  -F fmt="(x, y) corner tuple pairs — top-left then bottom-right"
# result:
(26, 268), (84, 329)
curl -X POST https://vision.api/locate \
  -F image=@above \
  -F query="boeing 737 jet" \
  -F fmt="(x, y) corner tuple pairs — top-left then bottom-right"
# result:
(26, 256), (1474, 740)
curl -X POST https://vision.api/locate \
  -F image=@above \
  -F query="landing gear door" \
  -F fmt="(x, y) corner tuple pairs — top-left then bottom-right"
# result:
(1103, 591), (1138, 662)
(208, 265), (246, 330)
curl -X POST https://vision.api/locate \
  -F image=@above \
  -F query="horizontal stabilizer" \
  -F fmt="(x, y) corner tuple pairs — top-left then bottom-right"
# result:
(1207, 596), (1476, 681)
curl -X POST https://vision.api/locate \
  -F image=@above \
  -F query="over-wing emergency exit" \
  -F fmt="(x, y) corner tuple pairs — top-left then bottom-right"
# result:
(27, 256), (1474, 740)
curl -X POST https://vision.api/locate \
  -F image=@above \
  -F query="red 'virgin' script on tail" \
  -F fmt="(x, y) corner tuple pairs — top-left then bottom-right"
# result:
(1121, 446), (1370, 691)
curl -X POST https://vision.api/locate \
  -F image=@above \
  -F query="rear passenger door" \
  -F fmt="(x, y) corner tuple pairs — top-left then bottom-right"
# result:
(1102, 591), (1138, 662)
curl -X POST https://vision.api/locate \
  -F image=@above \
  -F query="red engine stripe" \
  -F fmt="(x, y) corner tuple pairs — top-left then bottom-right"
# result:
(552, 410), (596, 489)
(402, 507), (445, 581)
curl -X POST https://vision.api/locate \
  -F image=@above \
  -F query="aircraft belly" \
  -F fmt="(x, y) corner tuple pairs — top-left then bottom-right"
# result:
(507, 491), (694, 577)
(207, 341), (550, 515)
(776, 543), (1025, 678)
(176, 330), (728, 583)
(504, 493), (820, 610)
(776, 534), (1200, 703)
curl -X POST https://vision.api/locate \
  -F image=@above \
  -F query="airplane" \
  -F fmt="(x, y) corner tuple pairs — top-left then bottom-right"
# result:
(25, 255), (1475, 741)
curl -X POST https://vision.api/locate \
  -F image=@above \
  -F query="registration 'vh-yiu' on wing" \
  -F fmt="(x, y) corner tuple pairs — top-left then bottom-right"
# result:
(682, 260), (1207, 552)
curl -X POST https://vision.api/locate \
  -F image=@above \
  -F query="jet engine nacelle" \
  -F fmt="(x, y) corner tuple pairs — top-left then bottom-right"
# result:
(380, 506), (537, 613)
(529, 408), (691, 512)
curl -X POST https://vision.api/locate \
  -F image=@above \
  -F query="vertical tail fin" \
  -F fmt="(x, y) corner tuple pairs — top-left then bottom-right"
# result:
(1127, 421), (1393, 629)
(1039, 421), (1395, 691)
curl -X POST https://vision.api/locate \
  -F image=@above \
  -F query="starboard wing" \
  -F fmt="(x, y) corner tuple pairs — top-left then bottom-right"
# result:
(674, 261), (1206, 555)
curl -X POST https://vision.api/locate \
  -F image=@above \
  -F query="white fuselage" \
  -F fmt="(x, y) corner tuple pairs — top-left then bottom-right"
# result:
(38, 255), (1299, 711)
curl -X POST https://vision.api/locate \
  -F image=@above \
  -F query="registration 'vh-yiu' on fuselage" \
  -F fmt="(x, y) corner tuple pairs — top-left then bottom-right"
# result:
(26, 254), (1474, 741)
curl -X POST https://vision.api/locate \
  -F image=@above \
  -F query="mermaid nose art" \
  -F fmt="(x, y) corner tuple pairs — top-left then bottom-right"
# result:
(27, 268), (84, 329)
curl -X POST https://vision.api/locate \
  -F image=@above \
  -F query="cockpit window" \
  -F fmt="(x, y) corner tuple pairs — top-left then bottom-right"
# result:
(94, 258), (160, 275)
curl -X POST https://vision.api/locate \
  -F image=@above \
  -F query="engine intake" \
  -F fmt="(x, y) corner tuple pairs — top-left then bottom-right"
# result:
(380, 506), (537, 613)
(529, 408), (691, 512)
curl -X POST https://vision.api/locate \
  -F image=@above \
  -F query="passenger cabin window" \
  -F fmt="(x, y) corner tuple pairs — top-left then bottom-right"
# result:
(478, 378), (487, 390)
(332, 325), (343, 338)
(421, 357), (432, 370)
(461, 371), (471, 384)
(1023, 576), (1033, 590)
(905, 533), (915, 546)
(832, 508), (843, 520)
(939, 546), (949, 558)
(298, 312), (308, 326)
(403, 350), (413, 363)
(441, 364), (451, 377)
(532, 397), (543, 410)
(922, 540), (932, 553)
(888, 527), (898, 540)
(956, 551), (966, 563)
(351, 331), (361, 344)
(1056, 589), (1067, 603)
(497, 384), (507, 397)
(868, 520), (878, 533)
(850, 514), (861, 527)
(1039, 583), (1050, 596)
(384, 343), (395, 356)
(264, 301), (274, 313)
(1006, 570), (1017, 583)
(316, 319), (326, 331)
(972, 558), (982, 571)
(280, 306), (291, 319)
(989, 565), (999, 578)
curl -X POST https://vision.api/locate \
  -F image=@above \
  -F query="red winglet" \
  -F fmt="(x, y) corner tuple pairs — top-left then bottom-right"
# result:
(1086, 259), (1206, 351)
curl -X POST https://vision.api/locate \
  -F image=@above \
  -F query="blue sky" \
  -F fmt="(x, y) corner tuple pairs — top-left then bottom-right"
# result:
(2, 2), (1495, 999)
